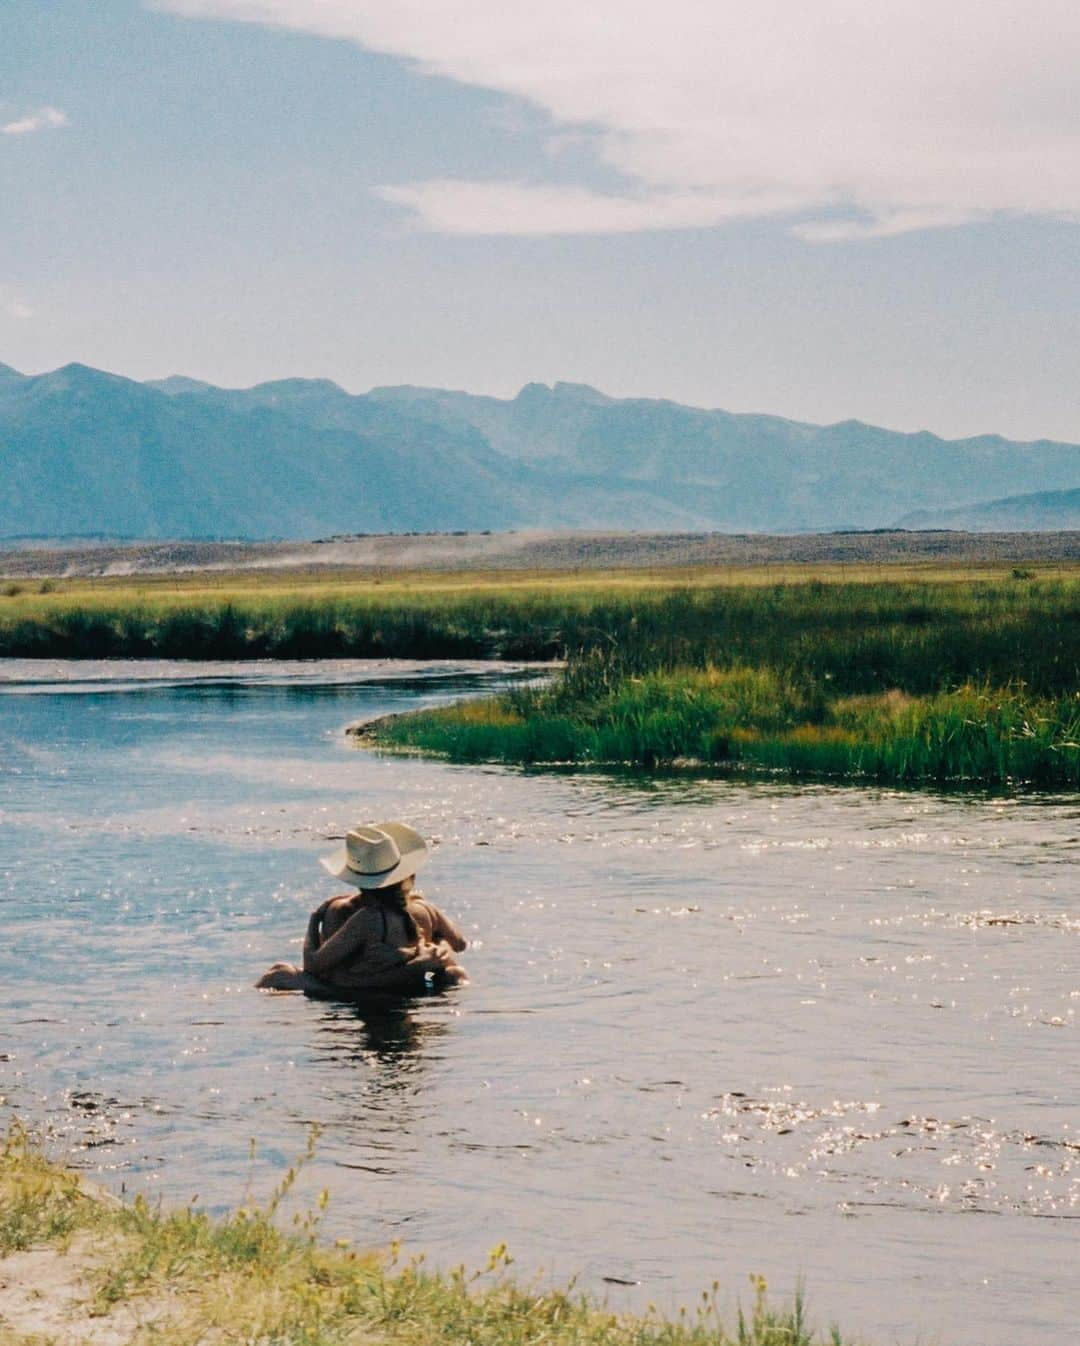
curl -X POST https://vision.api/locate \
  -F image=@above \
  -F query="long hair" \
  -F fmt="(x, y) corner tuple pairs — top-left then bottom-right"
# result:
(361, 878), (419, 943)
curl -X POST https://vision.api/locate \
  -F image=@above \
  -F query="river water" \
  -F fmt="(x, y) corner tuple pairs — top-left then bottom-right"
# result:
(1, 660), (1076, 1344)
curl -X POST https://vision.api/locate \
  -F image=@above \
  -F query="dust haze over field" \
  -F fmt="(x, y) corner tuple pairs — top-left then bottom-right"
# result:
(2, 528), (1078, 580)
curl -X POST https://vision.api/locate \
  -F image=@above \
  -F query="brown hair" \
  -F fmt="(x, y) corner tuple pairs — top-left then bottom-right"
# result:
(360, 877), (419, 943)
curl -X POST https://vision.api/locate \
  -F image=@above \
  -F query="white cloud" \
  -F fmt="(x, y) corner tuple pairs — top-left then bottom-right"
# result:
(1, 106), (68, 137)
(0, 287), (34, 320)
(153, 2), (1080, 239)
(377, 180), (810, 236)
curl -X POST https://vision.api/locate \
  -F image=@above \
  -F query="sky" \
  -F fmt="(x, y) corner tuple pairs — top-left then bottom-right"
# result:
(2, 0), (1079, 442)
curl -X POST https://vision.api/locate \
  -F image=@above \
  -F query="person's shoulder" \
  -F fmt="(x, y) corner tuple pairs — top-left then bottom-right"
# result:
(326, 894), (363, 919)
(336, 899), (376, 926)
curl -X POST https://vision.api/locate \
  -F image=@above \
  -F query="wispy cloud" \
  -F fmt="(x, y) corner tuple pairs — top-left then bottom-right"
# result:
(154, 2), (1080, 240)
(377, 180), (809, 237)
(0, 286), (34, 320)
(1, 106), (69, 137)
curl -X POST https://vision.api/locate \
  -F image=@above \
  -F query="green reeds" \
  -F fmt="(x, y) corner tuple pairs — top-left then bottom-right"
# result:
(368, 665), (1080, 787)
(3, 575), (1078, 697)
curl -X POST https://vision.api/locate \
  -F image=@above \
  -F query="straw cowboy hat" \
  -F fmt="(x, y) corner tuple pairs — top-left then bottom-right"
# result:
(320, 820), (429, 889)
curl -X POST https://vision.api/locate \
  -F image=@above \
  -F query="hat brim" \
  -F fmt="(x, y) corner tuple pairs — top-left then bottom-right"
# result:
(320, 844), (428, 889)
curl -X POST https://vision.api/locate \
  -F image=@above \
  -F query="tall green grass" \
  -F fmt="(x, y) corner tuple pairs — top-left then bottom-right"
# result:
(2, 575), (1078, 697)
(358, 574), (1080, 786)
(368, 662), (1080, 788)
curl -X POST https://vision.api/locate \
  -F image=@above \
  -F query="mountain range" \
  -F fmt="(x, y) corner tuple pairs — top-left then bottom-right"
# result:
(897, 487), (1080, 532)
(2, 361), (1078, 538)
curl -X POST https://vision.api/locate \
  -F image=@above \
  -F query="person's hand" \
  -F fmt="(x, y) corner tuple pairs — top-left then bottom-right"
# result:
(410, 942), (448, 972)
(416, 941), (455, 969)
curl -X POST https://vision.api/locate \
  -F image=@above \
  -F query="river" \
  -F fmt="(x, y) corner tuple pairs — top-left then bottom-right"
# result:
(0, 659), (1076, 1344)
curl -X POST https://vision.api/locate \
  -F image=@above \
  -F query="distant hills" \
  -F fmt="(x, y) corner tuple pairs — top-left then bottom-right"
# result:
(898, 487), (1080, 532)
(2, 361), (1078, 538)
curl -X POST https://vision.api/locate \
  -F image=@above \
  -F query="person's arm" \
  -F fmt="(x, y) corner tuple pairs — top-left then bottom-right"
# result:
(423, 901), (468, 952)
(304, 907), (372, 977)
(302, 900), (332, 969)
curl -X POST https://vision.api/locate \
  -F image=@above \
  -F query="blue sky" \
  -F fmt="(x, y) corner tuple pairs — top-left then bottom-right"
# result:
(2, 0), (1079, 442)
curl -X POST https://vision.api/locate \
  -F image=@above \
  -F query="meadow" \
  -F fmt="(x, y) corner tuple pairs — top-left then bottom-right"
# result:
(3, 563), (1078, 786)
(1, 1125), (851, 1346)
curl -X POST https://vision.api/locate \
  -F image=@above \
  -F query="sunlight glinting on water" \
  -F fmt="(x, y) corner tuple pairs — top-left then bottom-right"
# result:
(1, 660), (1076, 1346)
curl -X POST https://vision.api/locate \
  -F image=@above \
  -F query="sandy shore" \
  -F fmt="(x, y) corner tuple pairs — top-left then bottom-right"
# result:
(0, 1239), (173, 1344)
(0, 1138), (853, 1346)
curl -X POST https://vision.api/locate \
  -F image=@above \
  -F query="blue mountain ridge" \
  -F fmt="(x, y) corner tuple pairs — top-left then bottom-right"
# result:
(1, 362), (1078, 538)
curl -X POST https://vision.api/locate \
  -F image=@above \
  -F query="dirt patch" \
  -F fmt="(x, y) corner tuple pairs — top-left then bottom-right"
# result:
(0, 1239), (169, 1345)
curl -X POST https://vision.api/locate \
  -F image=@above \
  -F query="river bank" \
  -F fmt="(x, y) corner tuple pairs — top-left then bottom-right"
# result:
(338, 573), (1079, 788)
(0, 1127), (852, 1346)
(357, 672), (1080, 788)
(6, 567), (1077, 787)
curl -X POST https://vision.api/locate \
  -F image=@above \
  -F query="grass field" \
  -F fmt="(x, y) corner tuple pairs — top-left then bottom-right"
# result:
(0, 1124), (853, 1346)
(3, 563), (1078, 786)
(1, 561), (1078, 667)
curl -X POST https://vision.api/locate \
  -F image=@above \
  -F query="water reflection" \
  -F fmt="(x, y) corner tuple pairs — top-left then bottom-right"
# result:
(0, 657), (545, 697)
(311, 1002), (448, 1082)
(1, 661), (1077, 1346)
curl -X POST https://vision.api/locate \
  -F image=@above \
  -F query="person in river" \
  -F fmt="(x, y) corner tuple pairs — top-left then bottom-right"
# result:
(256, 821), (468, 996)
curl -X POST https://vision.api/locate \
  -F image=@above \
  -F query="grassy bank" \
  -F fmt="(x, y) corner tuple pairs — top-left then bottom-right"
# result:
(4, 565), (1078, 786)
(0, 1126), (854, 1345)
(1, 566), (1078, 683)
(369, 665), (1080, 787)
(348, 571), (1080, 787)
(355, 570), (1077, 786)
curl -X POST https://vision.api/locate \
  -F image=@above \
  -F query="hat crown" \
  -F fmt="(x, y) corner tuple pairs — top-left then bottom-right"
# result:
(344, 825), (401, 876)
(321, 819), (429, 888)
